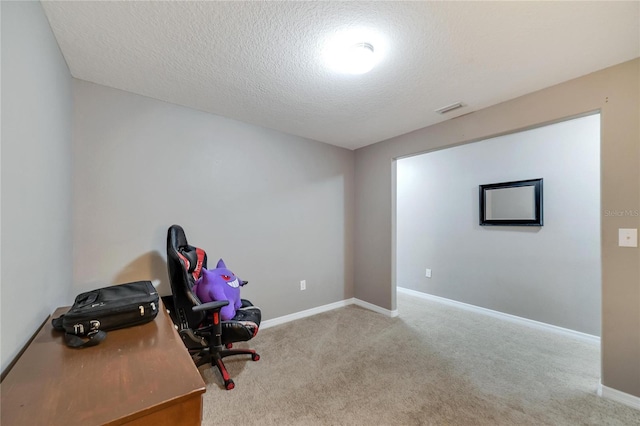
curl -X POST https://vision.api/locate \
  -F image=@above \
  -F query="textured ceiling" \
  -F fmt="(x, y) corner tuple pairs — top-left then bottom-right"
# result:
(42, 1), (640, 150)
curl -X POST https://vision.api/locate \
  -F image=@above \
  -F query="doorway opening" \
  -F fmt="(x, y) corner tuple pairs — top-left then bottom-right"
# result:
(393, 113), (601, 340)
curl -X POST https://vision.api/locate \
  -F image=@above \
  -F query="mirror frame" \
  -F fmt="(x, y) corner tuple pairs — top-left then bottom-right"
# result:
(479, 178), (543, 226)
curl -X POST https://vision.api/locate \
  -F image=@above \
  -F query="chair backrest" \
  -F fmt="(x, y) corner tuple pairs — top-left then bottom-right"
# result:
(167, 225), (208, 328)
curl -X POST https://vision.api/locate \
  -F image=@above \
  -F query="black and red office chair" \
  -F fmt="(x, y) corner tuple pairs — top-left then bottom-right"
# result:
(166, 224), (260, 390)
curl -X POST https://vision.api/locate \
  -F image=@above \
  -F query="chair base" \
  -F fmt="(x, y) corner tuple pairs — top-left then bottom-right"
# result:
(192, 347), (260, 390)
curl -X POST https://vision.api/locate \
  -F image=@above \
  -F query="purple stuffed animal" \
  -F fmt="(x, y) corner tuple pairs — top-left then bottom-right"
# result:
(193, 259), (243, 321)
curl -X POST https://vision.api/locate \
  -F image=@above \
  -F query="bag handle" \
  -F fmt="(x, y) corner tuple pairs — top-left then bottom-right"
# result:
(51, 314), (107, 348)
(63, 330), (107, 348)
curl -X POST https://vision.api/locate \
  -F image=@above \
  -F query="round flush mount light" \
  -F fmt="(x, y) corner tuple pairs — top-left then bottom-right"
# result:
(342, 42), (375, 74)
(326, 42), (376, 75)
(323, 29), (386, 75)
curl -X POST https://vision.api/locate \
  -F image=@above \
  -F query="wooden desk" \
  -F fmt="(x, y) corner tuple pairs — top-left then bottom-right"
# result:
(1, 301), (206, 425)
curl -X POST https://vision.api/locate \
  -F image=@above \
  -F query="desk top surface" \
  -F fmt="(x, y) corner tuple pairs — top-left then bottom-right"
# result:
(1, 300), (206, 426)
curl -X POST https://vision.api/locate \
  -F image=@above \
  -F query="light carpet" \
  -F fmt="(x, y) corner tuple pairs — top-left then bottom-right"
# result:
(200, 292), (640, 425)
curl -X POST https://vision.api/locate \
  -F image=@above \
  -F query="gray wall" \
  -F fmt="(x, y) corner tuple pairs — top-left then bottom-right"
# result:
(1, 1), (73, 372)
(72, 80), (355, 321)
(396, 115), (601, 335)
(354, 59), (639, 397)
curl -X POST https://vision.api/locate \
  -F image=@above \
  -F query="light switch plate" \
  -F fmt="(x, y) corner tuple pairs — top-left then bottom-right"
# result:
(618, 228), (638, 247)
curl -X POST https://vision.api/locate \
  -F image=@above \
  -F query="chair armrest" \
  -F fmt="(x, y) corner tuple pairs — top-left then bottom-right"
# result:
(192, 300), (229, 312)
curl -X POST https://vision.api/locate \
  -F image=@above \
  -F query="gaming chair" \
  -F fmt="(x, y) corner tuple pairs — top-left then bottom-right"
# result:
(166, 225), (260, 390)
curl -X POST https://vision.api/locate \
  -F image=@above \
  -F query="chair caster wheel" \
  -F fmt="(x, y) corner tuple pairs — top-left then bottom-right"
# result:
(252, 353), (260, 361)
(225, 379), (235, 390)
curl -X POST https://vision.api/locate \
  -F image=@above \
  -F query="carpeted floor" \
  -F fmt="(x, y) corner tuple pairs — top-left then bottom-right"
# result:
(200, 292), (640, 425)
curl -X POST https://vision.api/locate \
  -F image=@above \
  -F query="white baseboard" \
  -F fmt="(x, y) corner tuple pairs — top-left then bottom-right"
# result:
(598, 383), (640, 410)
(261, 297), (397, 329)
(397, 287), (600, 344)
(261, 299), (352, 329)
(352, 297), (399, 318)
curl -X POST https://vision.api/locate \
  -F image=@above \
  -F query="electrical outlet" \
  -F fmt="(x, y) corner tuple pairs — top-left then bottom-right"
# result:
(425, 268), (432, 278)
(300, 280), (306, 290)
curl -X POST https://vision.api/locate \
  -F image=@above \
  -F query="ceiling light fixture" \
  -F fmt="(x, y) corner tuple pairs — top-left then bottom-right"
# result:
(323, 29), (385, 75)
(344, 42), (376, 74)
(326, 41), (376, 75)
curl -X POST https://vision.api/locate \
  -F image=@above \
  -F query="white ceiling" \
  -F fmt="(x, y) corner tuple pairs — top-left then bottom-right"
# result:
(42, 1), (640, 150)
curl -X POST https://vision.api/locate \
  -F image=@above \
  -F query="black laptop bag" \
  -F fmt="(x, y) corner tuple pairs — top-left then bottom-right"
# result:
(52, 280), (159, 348)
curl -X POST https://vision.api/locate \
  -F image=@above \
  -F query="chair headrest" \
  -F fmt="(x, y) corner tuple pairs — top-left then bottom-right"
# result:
(178, 245), (206, 281)
(167, 224), (206, 281)
(179, 246), (199, 273)
(168, 224), (188, 248)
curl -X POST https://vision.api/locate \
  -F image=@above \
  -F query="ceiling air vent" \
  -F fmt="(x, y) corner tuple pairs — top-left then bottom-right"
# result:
(435, 102), (464, 114)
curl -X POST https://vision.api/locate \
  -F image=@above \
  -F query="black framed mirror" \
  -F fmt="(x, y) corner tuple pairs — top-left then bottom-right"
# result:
(479, 178), (543, 226)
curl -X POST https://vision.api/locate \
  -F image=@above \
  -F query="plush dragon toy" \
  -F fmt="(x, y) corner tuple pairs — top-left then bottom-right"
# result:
(192, 258), (246, 321)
